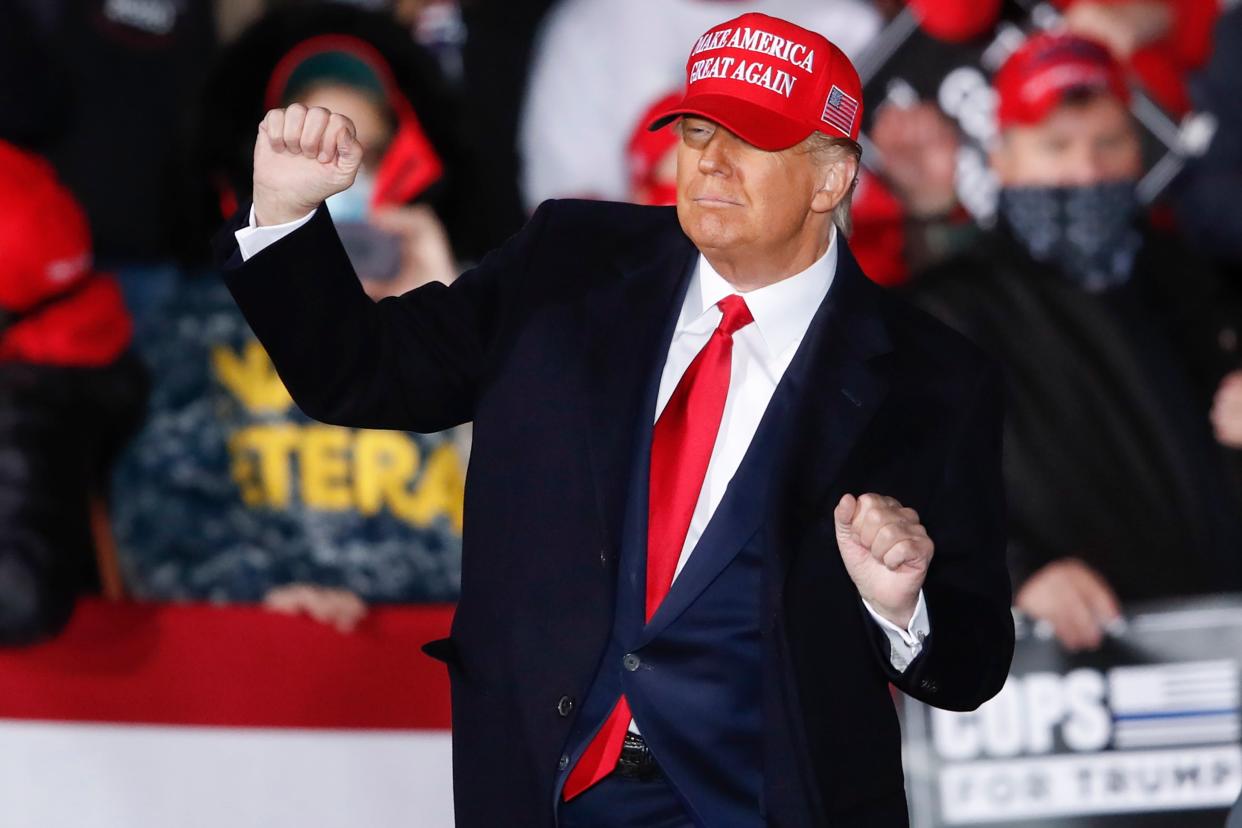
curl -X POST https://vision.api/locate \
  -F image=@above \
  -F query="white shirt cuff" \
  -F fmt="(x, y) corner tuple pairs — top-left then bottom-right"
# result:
(234, 204), (318, 262)
(861, 591), (929, 673)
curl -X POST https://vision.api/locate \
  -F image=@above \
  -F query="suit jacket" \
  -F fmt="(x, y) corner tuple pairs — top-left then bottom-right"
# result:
(214, 199), (1015, 827)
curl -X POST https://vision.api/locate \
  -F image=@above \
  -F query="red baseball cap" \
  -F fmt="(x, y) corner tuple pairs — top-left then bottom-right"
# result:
(0, 140), (131, 366)
(908, 0), (1001, 43)
(994, 32), (1130, 129)
(629, 92), (682, 188)
(0, 141), (92, 312)
(649, 12), (864, 149)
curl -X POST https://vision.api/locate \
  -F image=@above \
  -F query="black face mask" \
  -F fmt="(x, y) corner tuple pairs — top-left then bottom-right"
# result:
(999, 180), (1143, 293)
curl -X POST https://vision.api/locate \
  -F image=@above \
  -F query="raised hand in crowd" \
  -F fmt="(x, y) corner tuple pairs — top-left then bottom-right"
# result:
(264, 583), (368, 634)
(1211, 370), (1242, 448)
(366, 203), (458, 298)
(1015, 558), (1123, 652)
(1062, 0), (1172, 60)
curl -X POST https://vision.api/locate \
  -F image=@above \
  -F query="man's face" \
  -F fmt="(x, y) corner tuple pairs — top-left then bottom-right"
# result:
(992, 93), (1142, 188)
(675, 116), (827, 258)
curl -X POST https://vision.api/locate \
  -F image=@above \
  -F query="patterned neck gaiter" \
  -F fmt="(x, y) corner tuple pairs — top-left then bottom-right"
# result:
(999, 180), (1143, 293)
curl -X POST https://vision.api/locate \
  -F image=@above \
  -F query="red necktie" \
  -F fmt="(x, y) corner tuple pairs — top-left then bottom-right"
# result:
(563, 295), (754, 801)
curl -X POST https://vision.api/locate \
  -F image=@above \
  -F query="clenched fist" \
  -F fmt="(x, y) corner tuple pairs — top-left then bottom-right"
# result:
(253, 103), (363, 227)
(834, 493), (934, 628)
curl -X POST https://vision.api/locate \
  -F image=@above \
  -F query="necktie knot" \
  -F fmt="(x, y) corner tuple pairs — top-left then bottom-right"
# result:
(716, 294), (754, 337)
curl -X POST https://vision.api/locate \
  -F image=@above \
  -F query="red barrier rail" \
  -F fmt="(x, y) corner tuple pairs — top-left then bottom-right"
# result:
(0, 598), (455, 730)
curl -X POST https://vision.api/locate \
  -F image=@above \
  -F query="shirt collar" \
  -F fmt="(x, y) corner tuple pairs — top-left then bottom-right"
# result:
(681, 229), (838, 357)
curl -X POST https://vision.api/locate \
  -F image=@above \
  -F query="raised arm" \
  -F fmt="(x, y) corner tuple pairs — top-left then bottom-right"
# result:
(215, 105), (548, 433)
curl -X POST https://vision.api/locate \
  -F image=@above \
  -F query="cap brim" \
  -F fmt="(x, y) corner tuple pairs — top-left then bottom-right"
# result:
(1004, 60), (1131, 127)
(647, 93), (816, 151)
(1012, 78), (1126, 127)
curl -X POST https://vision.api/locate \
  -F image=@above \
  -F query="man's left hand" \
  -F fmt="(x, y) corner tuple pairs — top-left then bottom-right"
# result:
(834, 493), (934, 628)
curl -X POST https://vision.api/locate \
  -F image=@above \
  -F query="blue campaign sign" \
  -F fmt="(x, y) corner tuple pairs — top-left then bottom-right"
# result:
(901, 594), (1242, 826)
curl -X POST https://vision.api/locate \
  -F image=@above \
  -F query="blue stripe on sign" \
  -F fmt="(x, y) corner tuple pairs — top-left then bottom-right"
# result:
(1113, 708), (1239, 721)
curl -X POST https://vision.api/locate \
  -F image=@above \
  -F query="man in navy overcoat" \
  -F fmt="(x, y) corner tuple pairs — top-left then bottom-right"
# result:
(215, 12), (1014, 827)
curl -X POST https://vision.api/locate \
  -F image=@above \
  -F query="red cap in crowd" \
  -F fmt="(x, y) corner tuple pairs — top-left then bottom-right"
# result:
(629, 92), (683, 205)
(649, 12), (864, 149)
(0, 140), (131, 366)
(0, 143), (91, 312)
(907, 0), (1001, 44)
(994, 32), (1131, 130)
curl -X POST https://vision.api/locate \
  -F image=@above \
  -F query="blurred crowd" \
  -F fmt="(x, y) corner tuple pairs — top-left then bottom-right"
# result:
(2, 0), (1242, 651)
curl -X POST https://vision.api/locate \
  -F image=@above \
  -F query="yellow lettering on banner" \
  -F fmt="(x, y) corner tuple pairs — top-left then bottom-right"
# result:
(407, 442), (466, 533)
(224, 422), (467, 530)
(354, 430), (419, 516)
(300, 425), (352, 510)
(211, 341), (294, 414)
(229, 423), (300, 507)
(228, 435), (265, 506)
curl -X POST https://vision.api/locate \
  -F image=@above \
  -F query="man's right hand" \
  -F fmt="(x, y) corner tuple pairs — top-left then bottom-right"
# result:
(252, 104), (363, 226)
(1015, 557), (1123, 652)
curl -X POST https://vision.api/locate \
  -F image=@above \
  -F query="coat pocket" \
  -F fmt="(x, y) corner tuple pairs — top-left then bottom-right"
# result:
(421, 636), (460, 666)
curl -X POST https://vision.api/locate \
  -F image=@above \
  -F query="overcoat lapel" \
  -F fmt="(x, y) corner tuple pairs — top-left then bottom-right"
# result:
(776, 241), (894, 561)
(579, 219), (697, 601)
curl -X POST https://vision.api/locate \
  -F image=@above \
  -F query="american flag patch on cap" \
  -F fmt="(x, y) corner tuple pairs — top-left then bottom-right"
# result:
(821, 85), (859, 136)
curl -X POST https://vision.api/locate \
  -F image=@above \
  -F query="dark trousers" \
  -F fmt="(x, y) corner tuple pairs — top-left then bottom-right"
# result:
(558, 772), (695, 828)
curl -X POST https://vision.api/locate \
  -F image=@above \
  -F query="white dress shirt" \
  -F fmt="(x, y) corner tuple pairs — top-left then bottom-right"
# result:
(235, 210), (931, 674)
(654, 235), (928, 676)
(235, 204), (317, 261)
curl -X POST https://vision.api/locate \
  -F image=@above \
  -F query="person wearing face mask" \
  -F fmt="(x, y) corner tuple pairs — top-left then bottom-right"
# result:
(265, 33), (458, 299)
(216, 11), (1016, 824)
(907, 32), (1242, 653)
(112, 7), (467, 630)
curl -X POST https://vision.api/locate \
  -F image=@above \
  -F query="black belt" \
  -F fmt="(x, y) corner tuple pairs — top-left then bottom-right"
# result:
(614, 732), (662, 781)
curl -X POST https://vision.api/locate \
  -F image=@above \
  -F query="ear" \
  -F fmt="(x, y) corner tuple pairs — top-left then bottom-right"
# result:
(810, 154), (857, 216)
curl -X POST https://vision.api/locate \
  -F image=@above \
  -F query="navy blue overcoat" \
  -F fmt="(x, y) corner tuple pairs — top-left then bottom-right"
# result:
(216, 199), (1014, 827)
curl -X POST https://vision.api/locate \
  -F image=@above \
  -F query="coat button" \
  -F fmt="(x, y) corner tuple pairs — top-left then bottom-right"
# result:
(599, 547), (609, 566)
(558, 754), (570, 771)
(623, 653), (641, 672)
(557, 695), (575, 717)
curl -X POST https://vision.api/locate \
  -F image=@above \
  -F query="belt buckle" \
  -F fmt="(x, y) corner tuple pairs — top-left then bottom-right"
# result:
(615, 733), (661, 781)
